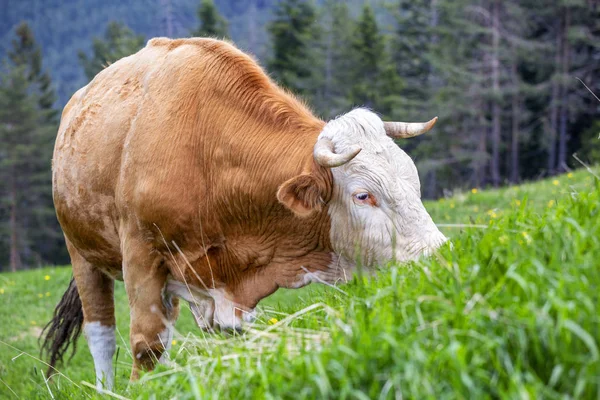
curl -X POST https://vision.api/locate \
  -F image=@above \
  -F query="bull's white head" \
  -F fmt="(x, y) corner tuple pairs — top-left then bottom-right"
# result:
(279, 108), (447, 268)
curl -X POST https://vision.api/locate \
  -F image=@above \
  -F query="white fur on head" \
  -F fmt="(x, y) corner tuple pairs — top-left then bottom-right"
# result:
(320, 108), (447, 267)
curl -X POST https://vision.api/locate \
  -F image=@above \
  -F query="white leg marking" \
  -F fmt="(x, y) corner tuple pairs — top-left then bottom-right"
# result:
(157, 287), (177, 365)
(84, 322), (116, 391)
(158, 327), (173, 365)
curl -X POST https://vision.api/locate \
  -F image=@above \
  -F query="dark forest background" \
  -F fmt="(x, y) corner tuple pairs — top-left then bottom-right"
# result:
(0, 0), (599, 271)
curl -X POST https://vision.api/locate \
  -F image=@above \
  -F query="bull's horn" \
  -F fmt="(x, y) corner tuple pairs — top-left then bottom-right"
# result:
(383, 117), (438, 139)
(313, 138), (361, 168)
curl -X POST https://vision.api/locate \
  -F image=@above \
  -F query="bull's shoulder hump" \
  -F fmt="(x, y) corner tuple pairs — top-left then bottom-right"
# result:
(145, 37), (263, 80)
(144, 37), (319, 128)
(146, 37), (254, 60)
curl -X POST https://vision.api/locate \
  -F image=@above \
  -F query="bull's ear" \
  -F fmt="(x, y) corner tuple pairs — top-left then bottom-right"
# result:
(277, 174), (324, 217)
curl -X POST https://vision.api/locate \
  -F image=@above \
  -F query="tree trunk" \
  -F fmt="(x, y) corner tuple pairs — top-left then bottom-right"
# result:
(547, 20), (560, 175)
(426, 169), (437, 199)
(510, 56), (520, 183)
(426, 0), (439, 196)
(429, 0), (440, 91)
(475, 105), (488, 187)
(474, 52), (488, 188)
(557, 7), (570, 172)
(490, 0), (501, 187)
(9, 175), (22, 272)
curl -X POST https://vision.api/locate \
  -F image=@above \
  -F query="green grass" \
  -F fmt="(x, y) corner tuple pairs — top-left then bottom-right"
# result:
(1, 169), (599, 399)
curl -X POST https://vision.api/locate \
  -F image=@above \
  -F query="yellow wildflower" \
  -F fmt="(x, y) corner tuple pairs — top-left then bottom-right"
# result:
(552, 180), (559, 186)
(567, 173), (573, 178)
(521, 232), (532, 244)
(0, 288), (4, 294)
(171, 340), (177, 346)
(450, 203), (455, 209)
(268, 318), (279, 325)
(30, 320), (37, 325)
(38, 293), (44, 298)
(45, 292), (51, 297)
(514, 200), (521, 206)
(471, 188), (478, 194)
(44, 275), (51, 281)
(548, 200), (555, 208)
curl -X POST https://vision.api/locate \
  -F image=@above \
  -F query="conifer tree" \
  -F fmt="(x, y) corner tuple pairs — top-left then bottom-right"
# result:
(267, 0), (318, 95)
(310, 0), (354, 118)
(404, 0), (489, 191)
(349, 4), (402, 118)
(8, 22), (57, 122)
(392, 0), (432, 120)
(0, 23), (63, 271)
(192, 0), (229, 38)
(392, 0), (447, 197)
(0, 67), (52, 271)
(78, 21), (145, 81)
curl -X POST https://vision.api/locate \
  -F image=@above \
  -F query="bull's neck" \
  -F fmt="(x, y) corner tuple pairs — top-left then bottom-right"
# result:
(208, 110), (333, 268)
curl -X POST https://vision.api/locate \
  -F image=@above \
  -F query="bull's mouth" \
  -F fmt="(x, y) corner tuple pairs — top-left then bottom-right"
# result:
(165, 278), (253, 332)
(335, 232), (448, 268)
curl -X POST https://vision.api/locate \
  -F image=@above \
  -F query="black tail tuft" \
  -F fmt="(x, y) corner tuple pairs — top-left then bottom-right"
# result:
(40, 277), (84, 377)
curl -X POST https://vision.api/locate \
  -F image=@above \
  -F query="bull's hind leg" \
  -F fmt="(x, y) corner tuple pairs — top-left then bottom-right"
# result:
(68, 241), (116, 391)
(121, 234), (179, 380)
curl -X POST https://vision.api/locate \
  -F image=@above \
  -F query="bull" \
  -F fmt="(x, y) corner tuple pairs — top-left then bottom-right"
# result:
(42, 38), (446, 390)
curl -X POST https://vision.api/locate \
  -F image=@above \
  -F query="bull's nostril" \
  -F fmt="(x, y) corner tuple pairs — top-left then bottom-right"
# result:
(424, 232), (448, 255)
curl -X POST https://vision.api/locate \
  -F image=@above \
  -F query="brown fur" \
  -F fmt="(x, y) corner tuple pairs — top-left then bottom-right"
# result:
(50, 38), (336, 377)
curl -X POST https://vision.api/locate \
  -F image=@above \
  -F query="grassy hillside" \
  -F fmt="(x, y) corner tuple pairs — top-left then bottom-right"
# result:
(1, 169), (599, 399)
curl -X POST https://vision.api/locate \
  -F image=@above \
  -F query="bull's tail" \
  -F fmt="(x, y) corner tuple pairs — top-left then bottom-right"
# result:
(40, 277), (84, 377)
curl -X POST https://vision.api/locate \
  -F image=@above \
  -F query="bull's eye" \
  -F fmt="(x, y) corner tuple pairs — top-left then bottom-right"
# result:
(355, 192), (369, 201)
(353, 191), (378, 206)
(353, 191), (377, 206)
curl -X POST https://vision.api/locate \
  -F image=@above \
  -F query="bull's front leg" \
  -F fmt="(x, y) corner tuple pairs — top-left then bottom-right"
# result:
(122, 235), (179, 380)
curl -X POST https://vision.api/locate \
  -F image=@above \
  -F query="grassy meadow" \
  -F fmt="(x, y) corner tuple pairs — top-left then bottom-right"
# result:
(0, 169), (599, 399)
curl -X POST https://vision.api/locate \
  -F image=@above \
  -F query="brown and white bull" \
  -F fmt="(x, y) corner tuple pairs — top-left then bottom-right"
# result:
(42, 37), (446, 390)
